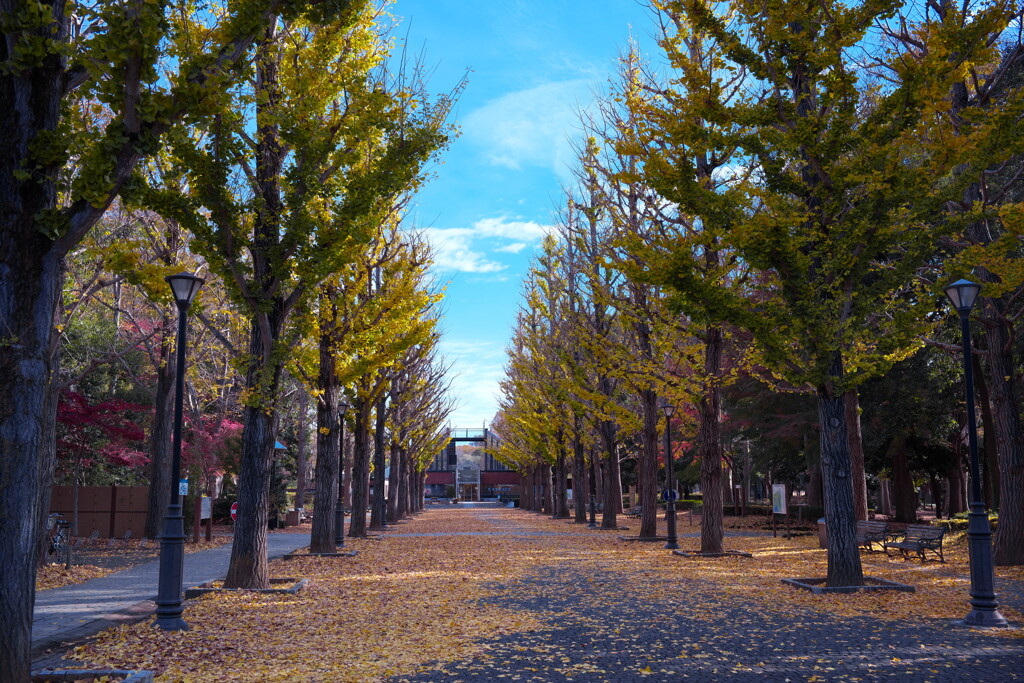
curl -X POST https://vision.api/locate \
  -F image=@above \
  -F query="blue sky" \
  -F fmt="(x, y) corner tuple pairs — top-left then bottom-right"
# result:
(394, 1), (657, 427)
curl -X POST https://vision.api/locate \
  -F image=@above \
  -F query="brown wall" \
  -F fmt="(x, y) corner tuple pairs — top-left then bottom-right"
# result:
(49, 485), (149, 539)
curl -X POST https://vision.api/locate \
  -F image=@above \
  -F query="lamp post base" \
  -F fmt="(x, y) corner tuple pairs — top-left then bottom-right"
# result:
(963, 505), (1008, 628)
(964, 609), (1008, 628)
(154, 503), (188, 631)
(665, 502), (679, 550)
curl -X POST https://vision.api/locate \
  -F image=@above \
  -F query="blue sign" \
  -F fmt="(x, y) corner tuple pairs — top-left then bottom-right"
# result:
(661, 489), (679, 502)
(179, 478), (189, 496)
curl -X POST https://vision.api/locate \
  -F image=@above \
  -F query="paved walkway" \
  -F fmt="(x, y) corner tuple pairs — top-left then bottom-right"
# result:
(30, 509), (1024, 681)
(31, 531), (310, 667)
(391, 510), (1024, 683)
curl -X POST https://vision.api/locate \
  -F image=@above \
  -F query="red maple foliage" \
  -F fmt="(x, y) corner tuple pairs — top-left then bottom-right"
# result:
(56, 391), (150, 472)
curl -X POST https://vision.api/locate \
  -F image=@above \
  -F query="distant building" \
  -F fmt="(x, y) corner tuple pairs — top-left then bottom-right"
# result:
(424, 428), (520, 501)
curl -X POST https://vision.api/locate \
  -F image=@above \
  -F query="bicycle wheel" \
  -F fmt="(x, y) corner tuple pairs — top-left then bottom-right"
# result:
(54, 527), (71, 567)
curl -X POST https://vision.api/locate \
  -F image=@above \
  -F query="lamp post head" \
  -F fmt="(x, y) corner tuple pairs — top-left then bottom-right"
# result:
(944, 279), (982, 314)
(662, 403), (675, 418)
(338, 401), (350, 422)
(166, 272), (205, 305)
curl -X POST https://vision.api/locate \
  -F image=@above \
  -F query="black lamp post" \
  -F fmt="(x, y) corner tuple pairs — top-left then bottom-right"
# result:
(663, 403), (679, 550)
(155, 272), (203, 631)
(335, 401), (350, 548)
(944, 279), (1007, 628)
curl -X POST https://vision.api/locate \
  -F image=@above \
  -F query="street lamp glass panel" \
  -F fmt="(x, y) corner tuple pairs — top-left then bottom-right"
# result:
(339, 401), (350, 416)
(165, 272), (205, 304)
(944, 279), (982, 313)
(662, 404), (675, 417)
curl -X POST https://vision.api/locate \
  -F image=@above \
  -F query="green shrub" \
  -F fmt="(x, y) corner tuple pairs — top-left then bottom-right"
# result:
(933, 515), (998, 532)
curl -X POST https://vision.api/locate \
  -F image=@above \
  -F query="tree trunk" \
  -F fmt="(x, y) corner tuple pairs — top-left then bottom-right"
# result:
(639, 387), (659, 539)
(844, 389), (868, 520)
(699, 325), (724, 554)
(0, 231), (68, 679)
(223, 399), (277, 589)
(973, 353), (1000, 509)
(145, 321), (175, 540)
(600, 421), (618, 529)
(983, 314), (1024, 565)
(929, 473), (944, 520)
(294, 390), (309, 511)
(396, 443), (409, 519)
(310, 323), (339, 552)
(572, 432), (587, 523)
(370, 395), (387, 529)
(816, 358), (865, 587)
(554, 432), (570, 518)
(387, 437), (400, 523)
(889, 434), (917, 523)
(806, 463), (823, 509)
(947, 448), (967, 515)
(349, 399), (371, 537)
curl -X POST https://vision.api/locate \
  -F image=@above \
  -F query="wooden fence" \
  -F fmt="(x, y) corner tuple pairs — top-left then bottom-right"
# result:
(49, 485), (149, 539)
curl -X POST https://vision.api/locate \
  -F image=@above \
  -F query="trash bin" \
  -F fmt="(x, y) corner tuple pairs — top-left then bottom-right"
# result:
(817, 518), (827, 549)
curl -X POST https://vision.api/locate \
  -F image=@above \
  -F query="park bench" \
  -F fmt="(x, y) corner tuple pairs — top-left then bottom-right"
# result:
(625, 506), (643, 519)
(884, 524), (946, 563)
(856, 520), (893, 553)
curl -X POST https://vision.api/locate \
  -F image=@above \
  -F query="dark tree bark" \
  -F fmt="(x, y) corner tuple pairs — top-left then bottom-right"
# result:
(572, 432), (587, 523)
(817, 360), (865, 587)
(293, 390), (310, 511)
(396, 442), (409, 520)
(947, 448), (967, 516)
(979, 309), (1024, 565)
(553, 432), (570, 518)
(973, 353), (999, 510)
(844, 389), (868, 521)
(639, 387), (659, 539)
(889, 435), (917, 523)
(223, 311), (283, 588)
(699, 324), (724, 554)
(348, 398), (371, 537)
(310, 315), (339, 552)
(387, 437), (400, 523)
(145, 321), (175, 540)
(806, 462), (823, 509)
(224, 27), (287, 590)
(370, 396), (387, 529)
(600, 420), (618, 529)
(541, 463), (553, 515)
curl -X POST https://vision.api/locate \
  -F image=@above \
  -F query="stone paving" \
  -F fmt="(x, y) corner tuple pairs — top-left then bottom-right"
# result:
(30, 507), (1024, 681)
(391, 510), (1024, 683)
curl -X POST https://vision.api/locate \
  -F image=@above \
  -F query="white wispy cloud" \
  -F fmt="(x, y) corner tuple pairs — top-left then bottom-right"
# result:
(422, 216), (552, 274)
(462, 80), (594, 176)
(439, 339), (506, 426)
(494, 242), (528, 254)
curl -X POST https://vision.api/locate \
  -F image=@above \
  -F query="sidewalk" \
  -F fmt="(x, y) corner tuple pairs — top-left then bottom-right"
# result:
(31, 531), (310, 667)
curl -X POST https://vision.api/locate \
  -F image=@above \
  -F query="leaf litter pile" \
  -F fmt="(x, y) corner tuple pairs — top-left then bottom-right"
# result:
(69, 508), (1024, 681)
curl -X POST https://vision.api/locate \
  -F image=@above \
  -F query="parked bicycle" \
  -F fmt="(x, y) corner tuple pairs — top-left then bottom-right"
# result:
(47, 513), (73, 569)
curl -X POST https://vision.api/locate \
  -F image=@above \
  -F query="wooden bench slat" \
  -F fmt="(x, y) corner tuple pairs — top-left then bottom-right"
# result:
(883, 524), (945, 563)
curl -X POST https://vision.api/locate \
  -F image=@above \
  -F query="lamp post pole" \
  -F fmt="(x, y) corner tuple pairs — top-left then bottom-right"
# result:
(663, 403), (679, 550)
(155, 272), (203, 631)
(336, 401), (349, 548)
(945, 279), (1007, 628)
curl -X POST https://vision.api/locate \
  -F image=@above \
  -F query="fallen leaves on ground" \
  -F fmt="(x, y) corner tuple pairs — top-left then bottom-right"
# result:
(66, 508), (1024, 682)
(36, 564), (116, 591)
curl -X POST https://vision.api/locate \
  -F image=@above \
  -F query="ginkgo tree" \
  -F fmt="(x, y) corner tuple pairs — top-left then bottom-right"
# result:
(632, 0), (1019, 586)
(0, 0), (359, 675)
(135, 2), (456, 587)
